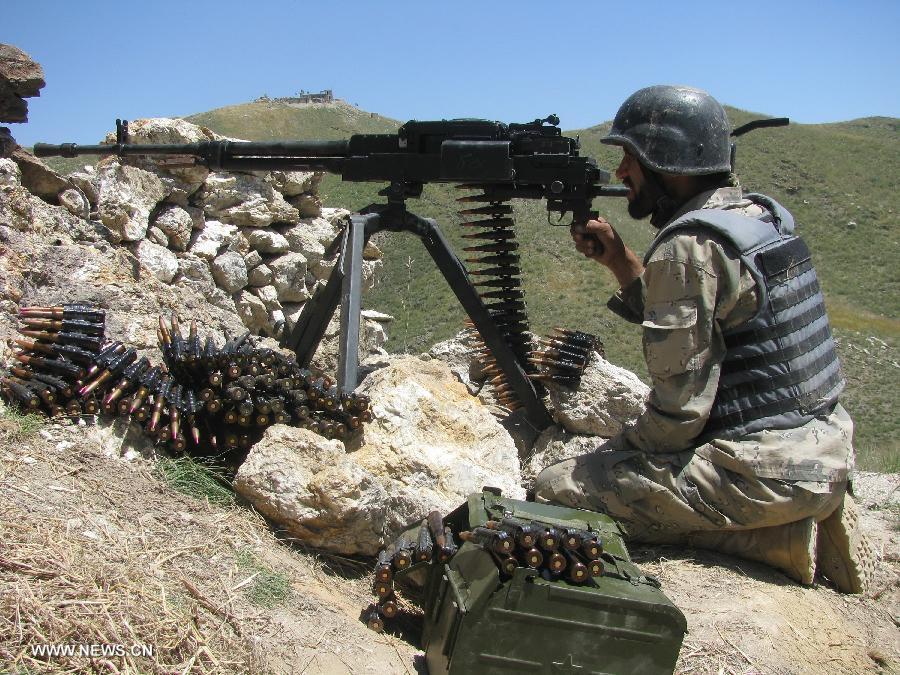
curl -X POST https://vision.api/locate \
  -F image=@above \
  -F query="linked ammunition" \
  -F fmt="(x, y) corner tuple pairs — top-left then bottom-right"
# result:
(392, 537), (414, 570)
(459, 527), (515, 555)
(20, 318), (105, 336)
(364, 605), (384, 633)
(379, 597), (399, 619)
(373, 578), (393, 599)
(19, 329), (103, 351)
(561, 548), (589, 584)
(15, 353), (83, 380)
(1, 378), (40, 408)
(457, 204), (514, 216)
(416, 520), (434, 563)
(19, 304), (106, 322)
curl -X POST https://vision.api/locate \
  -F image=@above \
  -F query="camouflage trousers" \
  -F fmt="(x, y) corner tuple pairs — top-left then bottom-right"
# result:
(532, 444), (846, 545)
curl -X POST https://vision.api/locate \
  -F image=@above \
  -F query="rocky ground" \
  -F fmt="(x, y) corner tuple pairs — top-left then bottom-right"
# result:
(0, 407), (897, 674)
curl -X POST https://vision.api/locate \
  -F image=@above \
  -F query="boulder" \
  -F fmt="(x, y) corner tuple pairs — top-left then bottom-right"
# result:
(245, 227), (290, 254)
(427, 328), (489, 395)
(195, 172), (300, 227)
(289, 193), (322, 218)
(251, 284), (281, 311)
(268, 251), (309, 302)
(234, 290), (269, 332)
(96, 159), (167, 242)
(187, 219), (238, 260)
(134, 239), (179, 283)
(234, 357), (523, 555)
(67, 166), (99, 206)
(548, 355), (649, 436)
(268, 170), (320, 197)
(10, 148), (73, 204)
(521, 426), (603, 487)
(0, 44), (45, 123)
(146, 226), (169, 247)
(0, 156), (20, 186)
(174, 252), (217, 298)
(210, 250), (248, 294)
(103, 117), (216, 186)
(248, 263), (273, 287)
(282, 216), (338, 266)
(152, 204), (194, 251)
(58, 188), (90, 219)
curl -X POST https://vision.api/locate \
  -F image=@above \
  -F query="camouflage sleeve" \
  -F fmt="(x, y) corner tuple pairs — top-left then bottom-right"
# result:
(606, 276), (644, 324)
(615, 230), (751, 453)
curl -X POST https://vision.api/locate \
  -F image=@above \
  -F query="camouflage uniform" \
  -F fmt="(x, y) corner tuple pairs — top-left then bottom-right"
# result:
(534, 187), (853, 544)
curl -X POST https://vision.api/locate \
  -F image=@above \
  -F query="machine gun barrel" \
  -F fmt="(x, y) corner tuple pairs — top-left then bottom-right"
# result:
(33, 139), (352, 173)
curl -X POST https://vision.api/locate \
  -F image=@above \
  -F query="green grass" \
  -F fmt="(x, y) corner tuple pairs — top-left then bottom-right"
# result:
(233, 548), (292, 608)
(0, 404), (46, 443)
(154, 455), (237, 507)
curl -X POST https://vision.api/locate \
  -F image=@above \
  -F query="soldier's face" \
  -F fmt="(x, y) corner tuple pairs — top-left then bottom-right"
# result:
(616, 150), (655, 219)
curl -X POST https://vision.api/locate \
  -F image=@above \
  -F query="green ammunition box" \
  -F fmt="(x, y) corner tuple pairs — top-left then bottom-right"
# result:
(421, 490), (686, 674)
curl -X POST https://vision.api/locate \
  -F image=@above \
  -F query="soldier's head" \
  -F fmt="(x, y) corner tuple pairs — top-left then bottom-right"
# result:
(602, 85), (734, 224)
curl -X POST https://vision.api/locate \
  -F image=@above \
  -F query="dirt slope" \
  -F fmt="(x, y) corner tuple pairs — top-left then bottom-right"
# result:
(1, 410), (897, 674)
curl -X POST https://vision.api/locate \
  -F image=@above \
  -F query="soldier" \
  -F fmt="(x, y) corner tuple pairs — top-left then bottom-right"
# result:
(534, 85), (874, 592)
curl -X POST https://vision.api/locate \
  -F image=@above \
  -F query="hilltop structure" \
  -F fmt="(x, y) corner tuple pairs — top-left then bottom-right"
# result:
(257, 89), (337, 106)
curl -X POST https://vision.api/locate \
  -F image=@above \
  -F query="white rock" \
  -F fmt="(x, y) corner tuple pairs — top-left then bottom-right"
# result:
(153, 204), (194, 251)
(321, 207), (351, 227)
(146, 225), (169, 247)
(521, 426), (602, 488)
(282, 216), (338, 266)
(175, 252), (216, 296)
(248, 263), (273, 287)
(268, 251), (309, 302)
(244, 250), (263, 270)
(196, 172), (300, 227)
(135, 239), (179, 283)
(427, 329), (487, 395)
(252, 284), (282, 311)
(103, 117), (216, 185)
(58, 187), (89, 219)
(188, 219), (238, 260)
(289, 192), (322, 218)
(67, 168), (98, 206)
(234, 290), (269, 332)
(211, 250), (248, 294)
(0, 158), (22, 185)
(245, 228), (290, 254)
(548, 355), (649, 436)
(268, 170), (320, 197)
(235, 358), (523, 555)
(97, 160), (167, 242)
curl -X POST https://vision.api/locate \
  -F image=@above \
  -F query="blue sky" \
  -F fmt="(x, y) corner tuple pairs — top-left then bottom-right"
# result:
(6, 0), (899, 146)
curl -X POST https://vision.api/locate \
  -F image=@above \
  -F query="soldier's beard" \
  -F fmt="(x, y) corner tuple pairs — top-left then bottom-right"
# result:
(627, 185), (656, 220)
(628, 172), (679, 228)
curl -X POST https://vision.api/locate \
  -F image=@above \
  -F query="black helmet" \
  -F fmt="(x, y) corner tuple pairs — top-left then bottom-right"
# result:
(602, 85), (732, 175)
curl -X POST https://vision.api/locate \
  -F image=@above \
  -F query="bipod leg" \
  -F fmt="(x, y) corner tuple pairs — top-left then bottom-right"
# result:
(401, 212), (552, 430)
(282, 213), (379, 382)
(336, 213), (371, 392)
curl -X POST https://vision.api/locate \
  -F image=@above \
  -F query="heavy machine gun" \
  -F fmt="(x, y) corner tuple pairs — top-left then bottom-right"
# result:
(35, 115), (627, 430)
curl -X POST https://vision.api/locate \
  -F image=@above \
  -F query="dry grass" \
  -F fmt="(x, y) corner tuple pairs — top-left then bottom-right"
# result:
(0, 514), (254, 673)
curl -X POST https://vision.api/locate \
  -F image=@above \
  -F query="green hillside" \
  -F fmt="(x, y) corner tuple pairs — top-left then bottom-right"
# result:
(41, 100), (900, 470)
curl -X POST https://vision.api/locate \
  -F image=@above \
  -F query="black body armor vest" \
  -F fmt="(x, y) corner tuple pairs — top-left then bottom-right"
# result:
(644, 194), (844, 440)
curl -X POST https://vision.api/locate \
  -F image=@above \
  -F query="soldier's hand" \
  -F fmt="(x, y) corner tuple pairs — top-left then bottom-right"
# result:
(571, 217), (623, 265)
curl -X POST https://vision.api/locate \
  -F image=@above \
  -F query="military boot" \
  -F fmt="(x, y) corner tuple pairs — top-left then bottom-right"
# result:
(687, 518), (817, 585)
(816, 494), (875, 594)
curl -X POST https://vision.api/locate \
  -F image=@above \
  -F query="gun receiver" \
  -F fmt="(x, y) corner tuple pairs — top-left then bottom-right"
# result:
(34, 115), (627, 224)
